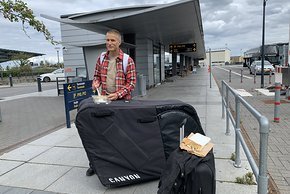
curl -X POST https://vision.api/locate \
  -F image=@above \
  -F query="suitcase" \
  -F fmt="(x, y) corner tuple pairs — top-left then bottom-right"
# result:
(75, 98), (204, 187)
(157, 147), (216, 194)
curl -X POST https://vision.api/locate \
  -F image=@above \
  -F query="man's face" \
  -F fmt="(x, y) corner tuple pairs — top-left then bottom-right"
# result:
(106, 32), (121, 52)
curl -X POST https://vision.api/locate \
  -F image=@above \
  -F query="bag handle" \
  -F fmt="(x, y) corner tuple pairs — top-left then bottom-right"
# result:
(91, 110), (114, 117)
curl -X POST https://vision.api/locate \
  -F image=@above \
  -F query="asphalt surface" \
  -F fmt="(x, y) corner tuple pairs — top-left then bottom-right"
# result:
(0, 83), (76, 153)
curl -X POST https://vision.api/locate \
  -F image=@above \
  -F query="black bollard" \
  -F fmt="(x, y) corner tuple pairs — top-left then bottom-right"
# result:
(9, 74), (13, 87)
(37, 76), (42, 92)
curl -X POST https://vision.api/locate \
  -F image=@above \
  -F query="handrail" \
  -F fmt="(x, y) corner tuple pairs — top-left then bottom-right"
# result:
(0, 105), (2, 122)
(221, 80), (269, 194)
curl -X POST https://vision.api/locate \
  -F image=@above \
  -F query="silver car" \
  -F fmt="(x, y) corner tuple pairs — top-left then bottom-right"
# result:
(249, 60), (275, 75)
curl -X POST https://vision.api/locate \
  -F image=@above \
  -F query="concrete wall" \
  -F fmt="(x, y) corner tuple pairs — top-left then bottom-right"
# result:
(61, 24), (165, 89)
(60, 23), (105, 77)
(135, 36), (154, 88)
(83, 46), (106, 80)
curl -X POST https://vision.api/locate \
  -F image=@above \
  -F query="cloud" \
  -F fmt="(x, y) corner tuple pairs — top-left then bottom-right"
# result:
(200, 0), (290, 55)
(0, 0), (289, 64)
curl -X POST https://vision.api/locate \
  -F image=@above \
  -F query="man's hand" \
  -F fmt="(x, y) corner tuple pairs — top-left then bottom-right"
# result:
(92, 79), (100, 90)
(107, 93), (118, 101)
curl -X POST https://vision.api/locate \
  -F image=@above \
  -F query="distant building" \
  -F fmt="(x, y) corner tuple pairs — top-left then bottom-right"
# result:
(230, 56), (244, 64)
(199, 48), (231, 66)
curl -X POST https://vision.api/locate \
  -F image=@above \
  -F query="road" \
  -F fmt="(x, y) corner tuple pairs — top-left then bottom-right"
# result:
(0, 81), (75, 153)
(212, 64), (275, 91)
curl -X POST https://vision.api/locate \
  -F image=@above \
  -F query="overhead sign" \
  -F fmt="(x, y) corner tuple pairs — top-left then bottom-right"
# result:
(169, 43), (197, 53)
(63, 80), (93, 128)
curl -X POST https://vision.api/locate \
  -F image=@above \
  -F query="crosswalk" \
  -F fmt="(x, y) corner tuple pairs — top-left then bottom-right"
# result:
(233, 88), (275, 97)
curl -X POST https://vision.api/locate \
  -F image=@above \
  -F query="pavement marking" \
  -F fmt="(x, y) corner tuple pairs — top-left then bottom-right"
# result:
(234, 89), (253, 97)
(255, 88), (275, 96)
(0, 89), (58, 101)
(214, 66), (253, 79)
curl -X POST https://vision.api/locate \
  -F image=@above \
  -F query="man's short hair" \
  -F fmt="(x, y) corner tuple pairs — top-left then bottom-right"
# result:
(107, 29), (121, 42)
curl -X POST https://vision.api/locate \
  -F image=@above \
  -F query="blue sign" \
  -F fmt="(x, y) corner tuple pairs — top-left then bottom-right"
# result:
(63, 80), (93, 128)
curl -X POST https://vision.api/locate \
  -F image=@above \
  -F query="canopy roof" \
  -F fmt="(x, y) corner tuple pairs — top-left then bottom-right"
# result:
(0, 48), (44, 63)
(42, 0), (205, 59)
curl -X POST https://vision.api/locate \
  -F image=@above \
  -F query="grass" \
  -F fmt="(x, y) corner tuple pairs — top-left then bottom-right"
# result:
(235, 172), (256, 185)
(230, 153), (235, 161)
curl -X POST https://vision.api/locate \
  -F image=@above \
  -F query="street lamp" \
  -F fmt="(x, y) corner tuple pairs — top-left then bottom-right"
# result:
(209, 48), (212, 88)
(55, 47), (60, 68)
(261, 0), (268, 88)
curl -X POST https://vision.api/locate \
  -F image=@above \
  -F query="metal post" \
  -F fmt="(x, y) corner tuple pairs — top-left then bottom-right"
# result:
(260, 0), (267, 88)
(9, 74), (13, 87)
(55, 47), (60, 68)
(234, 97), (242, 168)
(222, 82), (225, 119)
(274, 82), (281, 123)
(269, 70), (272, 85)
(258, 116), (269, 194)
(180, 124), (185, 143)
(0, 105), (2, 122)
(209, 48), (212, 88)
(229, 69), (232, 82)
(254, 70), (256, 84)
(225, 87), (230, 135)
(240, 69), (243, 83)
(37, 76), (42, 92)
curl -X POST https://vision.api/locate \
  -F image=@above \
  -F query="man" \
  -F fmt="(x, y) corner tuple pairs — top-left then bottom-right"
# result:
(86, 29), (136, 176)
(92, 29), (136, 101)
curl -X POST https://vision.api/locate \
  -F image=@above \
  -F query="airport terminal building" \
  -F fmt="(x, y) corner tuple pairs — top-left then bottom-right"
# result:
(45, 0), (205, 89)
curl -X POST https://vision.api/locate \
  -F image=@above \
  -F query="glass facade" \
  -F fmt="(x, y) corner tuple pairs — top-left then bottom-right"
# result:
(153, 45), (161, 85)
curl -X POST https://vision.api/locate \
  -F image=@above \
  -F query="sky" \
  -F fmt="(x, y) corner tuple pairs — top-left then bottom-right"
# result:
(0, 0), (290, 66)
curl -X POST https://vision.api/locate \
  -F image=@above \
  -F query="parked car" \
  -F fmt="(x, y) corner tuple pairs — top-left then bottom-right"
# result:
(39, 68), (65, 82)
(165, 63), (172, 77)
(249, 60), (275, 75)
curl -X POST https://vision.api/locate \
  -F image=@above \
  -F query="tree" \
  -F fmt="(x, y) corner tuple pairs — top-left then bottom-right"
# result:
(10, 52), (32, 67)
(0, 0), (58, 44)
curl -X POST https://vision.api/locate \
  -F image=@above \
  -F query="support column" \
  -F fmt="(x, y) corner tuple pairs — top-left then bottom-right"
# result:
(180, 54), (184, 76)
(172, 52), (177, 76)
(185, 56), (188, 72)
(194, 59), (199, 66)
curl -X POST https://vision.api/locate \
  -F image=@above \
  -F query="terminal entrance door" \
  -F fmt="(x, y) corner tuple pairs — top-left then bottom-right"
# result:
(153, 45), (161, 85)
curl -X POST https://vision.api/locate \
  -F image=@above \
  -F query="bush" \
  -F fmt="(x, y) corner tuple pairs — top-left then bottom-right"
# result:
(0, 66), (57, 78)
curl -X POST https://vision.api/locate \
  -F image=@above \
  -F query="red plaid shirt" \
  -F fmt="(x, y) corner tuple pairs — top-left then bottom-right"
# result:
(93, 49), (136, 100)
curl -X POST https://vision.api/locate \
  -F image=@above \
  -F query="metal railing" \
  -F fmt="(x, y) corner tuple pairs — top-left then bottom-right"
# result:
(0, 105), (2, 122)
(221, 80), (269, 194)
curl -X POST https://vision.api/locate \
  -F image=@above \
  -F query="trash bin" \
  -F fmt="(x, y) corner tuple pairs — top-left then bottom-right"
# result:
(138, 74), (147, 96)
(282, 67), (290, 86)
